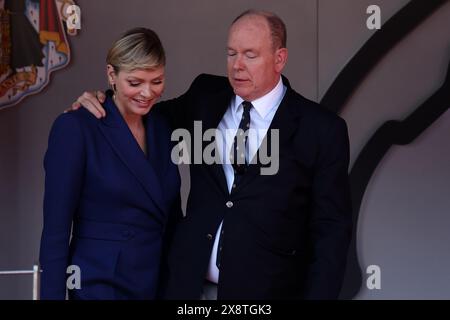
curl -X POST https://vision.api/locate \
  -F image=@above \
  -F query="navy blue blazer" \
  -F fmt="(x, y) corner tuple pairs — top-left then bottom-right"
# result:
(39, 95), (181, 300)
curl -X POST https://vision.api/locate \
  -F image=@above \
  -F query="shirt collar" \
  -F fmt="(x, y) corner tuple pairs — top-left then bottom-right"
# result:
(233, 77), (284, 119)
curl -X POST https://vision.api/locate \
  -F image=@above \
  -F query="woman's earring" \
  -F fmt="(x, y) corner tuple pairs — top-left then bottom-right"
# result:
(110, 82), (117, 101)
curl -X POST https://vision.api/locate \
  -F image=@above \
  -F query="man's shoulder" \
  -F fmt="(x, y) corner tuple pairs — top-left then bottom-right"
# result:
(288, 88), (345, 127)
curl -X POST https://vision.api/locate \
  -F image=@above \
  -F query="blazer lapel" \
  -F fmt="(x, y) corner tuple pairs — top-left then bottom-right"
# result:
(201, 88), (233, 196)
(145, 111), (167, 183)
(234, 77), (303, 192)
(98, 96), (166, 216)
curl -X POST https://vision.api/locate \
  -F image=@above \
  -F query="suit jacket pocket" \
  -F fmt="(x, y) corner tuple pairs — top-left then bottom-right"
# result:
(72, 219), (136, 241)
(255, 235), (301, 258)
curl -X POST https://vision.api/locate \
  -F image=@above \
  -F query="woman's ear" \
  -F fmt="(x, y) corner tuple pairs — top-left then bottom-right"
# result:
(106, 64), (116, 84)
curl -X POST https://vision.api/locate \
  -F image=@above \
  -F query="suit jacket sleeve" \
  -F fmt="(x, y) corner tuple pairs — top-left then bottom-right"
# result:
(153, 78), (197, 130)
(39, 113), (86, 300)
(304, 117), (352, 299)
(154, 74), (226, 129)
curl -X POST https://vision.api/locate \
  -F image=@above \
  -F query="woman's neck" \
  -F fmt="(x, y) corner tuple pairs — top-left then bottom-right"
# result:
(123, 112), (143, 130)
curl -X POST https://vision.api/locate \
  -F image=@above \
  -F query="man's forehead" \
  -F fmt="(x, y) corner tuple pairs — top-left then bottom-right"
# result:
(230, 14), (269, 33)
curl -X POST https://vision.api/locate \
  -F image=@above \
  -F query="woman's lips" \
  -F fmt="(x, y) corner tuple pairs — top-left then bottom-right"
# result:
(132, 98), (152, 108)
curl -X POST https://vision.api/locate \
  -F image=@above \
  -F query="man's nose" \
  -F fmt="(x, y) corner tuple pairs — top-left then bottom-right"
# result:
(233, 55), (245, 70)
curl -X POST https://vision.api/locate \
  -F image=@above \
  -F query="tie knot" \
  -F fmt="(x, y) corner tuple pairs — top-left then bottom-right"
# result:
(242, 101), (252, 114)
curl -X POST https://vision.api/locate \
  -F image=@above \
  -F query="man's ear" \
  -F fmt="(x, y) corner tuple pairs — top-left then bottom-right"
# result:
(275, 48), (288, 73)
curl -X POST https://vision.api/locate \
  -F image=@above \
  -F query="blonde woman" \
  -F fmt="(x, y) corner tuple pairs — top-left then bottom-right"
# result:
(39, 28), (181, 300)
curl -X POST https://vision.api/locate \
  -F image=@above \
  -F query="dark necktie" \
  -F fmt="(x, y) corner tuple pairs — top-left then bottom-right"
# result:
(216, 101), (253, 269)
(230, 101), (252, 177)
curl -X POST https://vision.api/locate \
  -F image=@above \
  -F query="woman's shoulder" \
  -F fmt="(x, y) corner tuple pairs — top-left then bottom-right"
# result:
(55, 107), (100, 127)
(49, 108), (100, 141)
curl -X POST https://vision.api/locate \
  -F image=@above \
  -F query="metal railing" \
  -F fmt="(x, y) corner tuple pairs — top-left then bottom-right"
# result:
(0, 264), (41, 300)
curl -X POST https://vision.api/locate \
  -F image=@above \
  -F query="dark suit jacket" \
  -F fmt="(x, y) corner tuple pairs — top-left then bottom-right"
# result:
(157, 74), (352, 300)
(39, 95), (181, 299)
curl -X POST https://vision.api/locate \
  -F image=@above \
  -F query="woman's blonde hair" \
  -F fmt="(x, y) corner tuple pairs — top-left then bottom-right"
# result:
(106, 27), (165, 73)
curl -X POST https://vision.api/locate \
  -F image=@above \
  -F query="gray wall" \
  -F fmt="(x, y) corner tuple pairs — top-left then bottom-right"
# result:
(0, 0), (449, 299)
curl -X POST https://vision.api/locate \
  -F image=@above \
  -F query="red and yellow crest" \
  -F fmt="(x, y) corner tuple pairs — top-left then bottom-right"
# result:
(0, 0), (79, 109)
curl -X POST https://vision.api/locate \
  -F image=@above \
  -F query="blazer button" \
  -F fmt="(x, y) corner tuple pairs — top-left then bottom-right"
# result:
(206, 234), (213, 240)
(226, 201), (233, 208)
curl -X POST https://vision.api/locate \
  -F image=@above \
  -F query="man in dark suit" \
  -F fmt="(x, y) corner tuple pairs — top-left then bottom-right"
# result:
(74, 10), (352, 300)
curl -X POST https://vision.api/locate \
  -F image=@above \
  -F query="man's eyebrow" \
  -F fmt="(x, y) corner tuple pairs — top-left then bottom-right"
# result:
(226, 48), (257, 53)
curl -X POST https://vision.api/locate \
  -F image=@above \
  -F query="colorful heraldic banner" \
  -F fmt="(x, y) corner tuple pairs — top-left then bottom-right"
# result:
(0, 0), (78, 110)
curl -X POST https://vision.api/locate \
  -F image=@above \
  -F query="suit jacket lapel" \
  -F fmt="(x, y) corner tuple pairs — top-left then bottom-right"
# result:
(145, 111), (167, 183)
(98, 96), (166, 216)
(201, 88), (233, 196)
(234, 77), (303, 192)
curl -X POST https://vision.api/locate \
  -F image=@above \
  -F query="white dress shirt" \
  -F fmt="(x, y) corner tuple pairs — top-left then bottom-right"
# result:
(205, 77), (286, 283)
